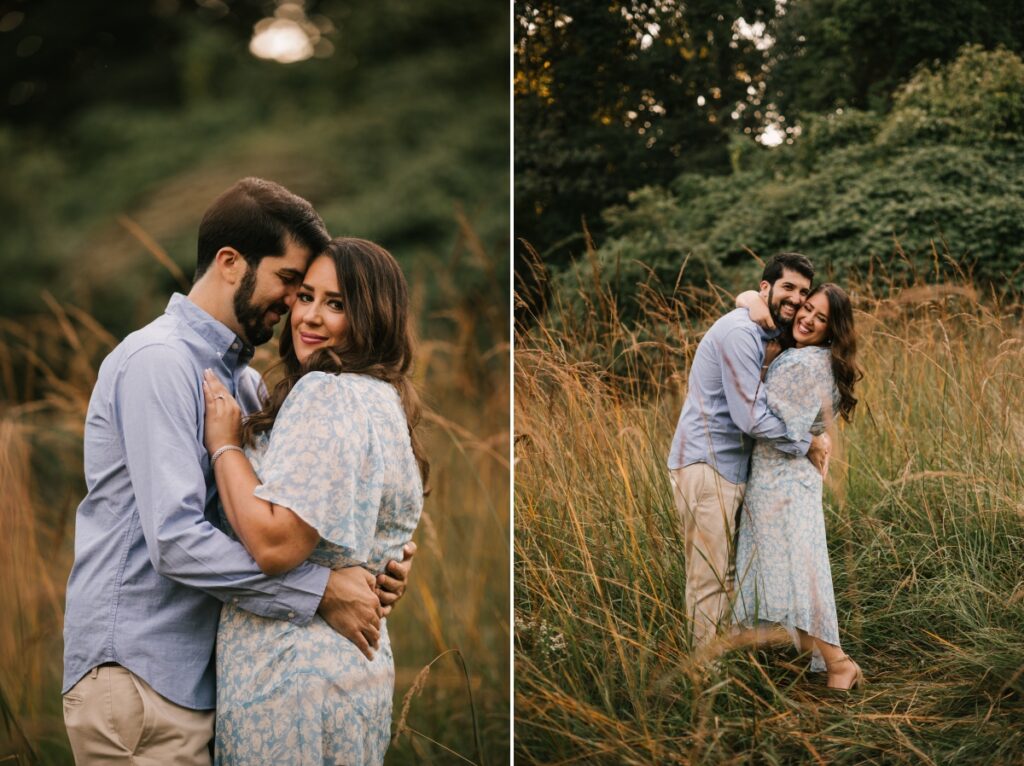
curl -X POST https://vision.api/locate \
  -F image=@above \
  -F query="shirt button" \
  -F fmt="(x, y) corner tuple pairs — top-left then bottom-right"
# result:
(230, 341), (239, 351)
(287, 611), (295, 619)
(232, 597), (239, 604)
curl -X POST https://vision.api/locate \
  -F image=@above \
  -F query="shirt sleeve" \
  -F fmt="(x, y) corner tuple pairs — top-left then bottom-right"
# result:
(118, 344), (329, 624)
(253, 372), (381, 564)
(719, 328), (811, 456)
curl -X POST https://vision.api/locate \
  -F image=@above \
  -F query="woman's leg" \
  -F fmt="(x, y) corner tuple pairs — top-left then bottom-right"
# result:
(795, 628), (861, 689)
(794, 628), (815, 656)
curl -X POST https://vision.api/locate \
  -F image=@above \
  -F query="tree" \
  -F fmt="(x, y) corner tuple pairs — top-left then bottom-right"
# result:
(514, 0), (777, 323)
(764, 0), (1024, 122)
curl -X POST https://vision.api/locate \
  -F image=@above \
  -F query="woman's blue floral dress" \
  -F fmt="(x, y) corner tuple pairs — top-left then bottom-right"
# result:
(734, 346), (840, 671)
(214, 372), (423, 765)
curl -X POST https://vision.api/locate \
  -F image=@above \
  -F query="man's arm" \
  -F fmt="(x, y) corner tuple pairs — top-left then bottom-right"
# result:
(120, 347), (406, 658)
(719, 328), (812, 457)
(119, 345), (331, 623)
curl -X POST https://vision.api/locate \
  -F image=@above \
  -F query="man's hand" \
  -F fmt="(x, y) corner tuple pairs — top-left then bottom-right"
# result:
(807, 432), (832, 477)
(376, 542), (416, 617)
(318, 567), (381, 660)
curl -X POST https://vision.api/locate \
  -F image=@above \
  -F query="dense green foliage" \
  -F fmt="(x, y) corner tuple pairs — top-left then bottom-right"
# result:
(556, 46), (1024, 320)
(517, 0), (1024, 323)
(765, 0), (1024, 120)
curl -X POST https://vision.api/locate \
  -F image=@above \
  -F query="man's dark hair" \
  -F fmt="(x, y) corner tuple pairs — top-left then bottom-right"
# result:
(762, 252), (814, 285)
(194, 177), (330, 280)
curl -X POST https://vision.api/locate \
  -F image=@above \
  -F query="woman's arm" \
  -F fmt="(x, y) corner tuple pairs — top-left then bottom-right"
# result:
(203, 370), (319, 576)
(212, 452), (320, 576)
(736, 289), (775, 330)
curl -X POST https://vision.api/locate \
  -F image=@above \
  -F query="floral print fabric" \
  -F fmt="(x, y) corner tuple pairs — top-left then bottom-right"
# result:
(734, 346), (841, 671)
(215, 372), (423, 765)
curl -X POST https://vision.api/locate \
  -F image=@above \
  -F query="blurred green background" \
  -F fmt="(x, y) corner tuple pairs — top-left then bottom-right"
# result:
(1, 0), (507, 336)
(0, 1), (509, 764)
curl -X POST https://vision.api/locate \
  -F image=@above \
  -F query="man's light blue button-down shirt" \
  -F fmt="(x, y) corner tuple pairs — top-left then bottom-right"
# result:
(668, 308), (811, 485)
(63, 294), (330, 710)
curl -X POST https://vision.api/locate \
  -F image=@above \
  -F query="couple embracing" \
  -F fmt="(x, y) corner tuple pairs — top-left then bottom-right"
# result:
(668, 253), (865, 691)
(62, 178), (426, 764)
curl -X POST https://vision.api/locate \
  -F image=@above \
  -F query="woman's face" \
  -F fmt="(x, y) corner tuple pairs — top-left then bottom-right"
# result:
(792, 292), (830, 347)
(290, 255), (349, 363)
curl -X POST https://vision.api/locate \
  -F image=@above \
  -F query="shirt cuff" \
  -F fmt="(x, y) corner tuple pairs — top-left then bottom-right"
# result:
(797, 433), (812, 455)
(271, 561), (330, 625)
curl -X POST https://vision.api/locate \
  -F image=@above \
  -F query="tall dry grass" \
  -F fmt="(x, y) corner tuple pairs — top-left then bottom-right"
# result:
(0, 220), (508, 765)
(515, 255), (1024, 764)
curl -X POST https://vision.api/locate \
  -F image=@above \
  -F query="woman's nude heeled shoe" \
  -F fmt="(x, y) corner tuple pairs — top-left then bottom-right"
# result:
(826, 655), (864, 691)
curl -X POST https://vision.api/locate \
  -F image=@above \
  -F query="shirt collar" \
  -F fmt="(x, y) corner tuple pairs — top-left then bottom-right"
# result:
(165, 294), (254, 368)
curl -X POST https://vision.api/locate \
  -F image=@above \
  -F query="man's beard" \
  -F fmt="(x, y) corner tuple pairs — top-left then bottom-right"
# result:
(233, 266), (287, 347)
(767, 286), (800, 330)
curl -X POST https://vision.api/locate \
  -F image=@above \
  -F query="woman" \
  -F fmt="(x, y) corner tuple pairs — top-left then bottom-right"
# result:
(201, 237), (428, 764)
(733, 283), (864, 691)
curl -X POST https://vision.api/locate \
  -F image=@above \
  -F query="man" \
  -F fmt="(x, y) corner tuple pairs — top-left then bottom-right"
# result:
(62, 178), (414, 764)
(667, 253), (830, 649)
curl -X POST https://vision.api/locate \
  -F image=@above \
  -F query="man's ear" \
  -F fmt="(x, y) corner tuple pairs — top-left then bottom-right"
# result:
(758, 279), (771, 300)
(213, 247), (246, 285)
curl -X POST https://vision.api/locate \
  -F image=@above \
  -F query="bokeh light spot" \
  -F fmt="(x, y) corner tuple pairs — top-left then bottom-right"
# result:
(16, 35), (42, 58)
(0, 11), (24, 32)
(249, 19), (315, 64)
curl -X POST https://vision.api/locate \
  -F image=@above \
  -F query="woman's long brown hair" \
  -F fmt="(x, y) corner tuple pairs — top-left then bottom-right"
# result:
(243, 237), (430, 491)
(810, 282), (863, 422)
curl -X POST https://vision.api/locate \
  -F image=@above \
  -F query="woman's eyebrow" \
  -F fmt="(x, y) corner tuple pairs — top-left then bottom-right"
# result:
(299, 283), (343, 298)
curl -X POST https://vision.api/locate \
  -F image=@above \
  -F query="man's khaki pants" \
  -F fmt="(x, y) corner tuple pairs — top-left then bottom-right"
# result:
(63, 664), (213, 765)
(669, 463), (745, 648)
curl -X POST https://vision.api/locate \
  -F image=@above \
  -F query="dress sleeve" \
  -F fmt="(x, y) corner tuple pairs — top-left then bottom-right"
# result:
(765, 351), (830, 442)
(252, 372), (381, 563)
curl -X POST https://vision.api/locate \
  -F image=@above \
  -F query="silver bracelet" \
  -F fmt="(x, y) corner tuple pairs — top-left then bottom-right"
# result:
(211, 444), (244, 466)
